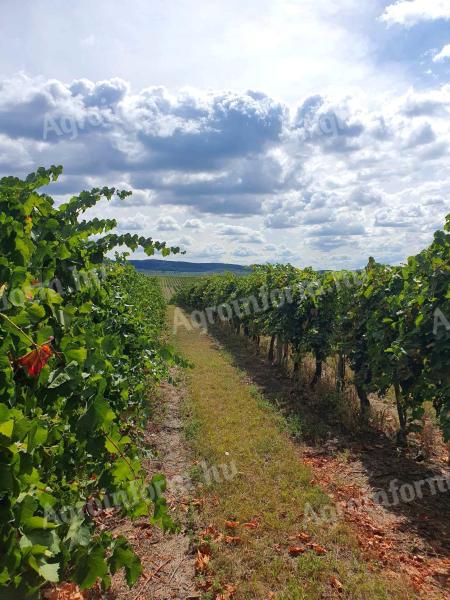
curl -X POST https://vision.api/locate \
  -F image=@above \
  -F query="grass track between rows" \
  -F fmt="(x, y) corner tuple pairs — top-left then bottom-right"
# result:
(168, 307), (416, 600)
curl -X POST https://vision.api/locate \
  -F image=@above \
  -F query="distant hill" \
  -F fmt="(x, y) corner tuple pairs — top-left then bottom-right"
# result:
(129, 259), (251, 275)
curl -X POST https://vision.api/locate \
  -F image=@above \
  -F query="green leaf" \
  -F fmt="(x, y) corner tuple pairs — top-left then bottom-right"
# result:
(36, 325), (54, 344)
(74, 547), (108, 589)
(27, 425), (48, 451)
(20, 530), (61, 556)
(64, 347), (87, 365)
(48, 371), (72, 389)
(0, 420), (14, 438)
(110, 543), (142, 586)
(64, 513), (91, 549)
(27, 303), (46, 323)
(78, 301), (93, 314)
(38, 561), (59, 582)
(23, 516), (58, 530)
(415, 313), (424, 327)
(8, 290), (25, 307)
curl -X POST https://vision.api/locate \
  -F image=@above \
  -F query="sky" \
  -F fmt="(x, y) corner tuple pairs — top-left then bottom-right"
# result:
(1, 0), (450, 269)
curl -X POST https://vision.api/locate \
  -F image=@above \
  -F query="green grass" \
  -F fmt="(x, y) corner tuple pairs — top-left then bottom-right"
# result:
(168, 307), (416, 599)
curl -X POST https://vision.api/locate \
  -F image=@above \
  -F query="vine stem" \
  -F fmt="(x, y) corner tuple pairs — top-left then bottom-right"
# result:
(0, 312), (37, 347)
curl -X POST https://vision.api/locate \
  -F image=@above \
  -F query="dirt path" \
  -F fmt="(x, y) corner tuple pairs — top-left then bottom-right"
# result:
(109, 373), (199, 600)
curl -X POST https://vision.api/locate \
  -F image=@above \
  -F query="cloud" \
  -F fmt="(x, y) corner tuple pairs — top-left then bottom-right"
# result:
(0, 74), (128, 143)
(155, 216), (180, 231)
(309, 237), (350, 252)
(418, 140), (448, 161)
(381, 0), (450, 27)
(232, 246), (255, 258)
(263, 192), (305, 228)
(133, 89), (287, 171)
(0, 134), (33, 171)
(70, 78), (129, 107)
(0, 74), (449, 269)
(116, 213), (148, 231)
(193, 244), (226, 260)
(136, 153), (286, 215)
(374, 206), (423, 228)
(183, 218), (204, 229)
(401, 87), (450, 117)
(176, 236), (193, 250)
(80, 35), (95, 48)
(264, 212), (299, 229)
(263, 243), (297, 262)
(405, 122), (436, 147)
(216, 224), (265, 243)
(301, 208), (334, 224)
(348, 188), (385, 206)
(309, 221), (366, 237)
(111, 188), (154, 207)
(160, 193), (265, 216)
(433, 43), (450, 62)
(293, 95), (364, 154)
(0, 76), (286, 182)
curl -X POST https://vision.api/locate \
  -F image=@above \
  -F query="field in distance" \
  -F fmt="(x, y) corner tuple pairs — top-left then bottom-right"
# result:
(155, 274), (204, 300)
(130, 258), (251, 275)
(132, 259), (252, 301)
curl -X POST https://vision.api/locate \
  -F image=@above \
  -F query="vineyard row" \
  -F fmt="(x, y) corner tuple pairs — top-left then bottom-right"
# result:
(0, 167), (180, 598)
(174, 215), (450, 444)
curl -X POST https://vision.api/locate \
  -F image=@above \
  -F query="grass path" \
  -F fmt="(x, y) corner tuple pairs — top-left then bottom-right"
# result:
(168, 308), (417, 600)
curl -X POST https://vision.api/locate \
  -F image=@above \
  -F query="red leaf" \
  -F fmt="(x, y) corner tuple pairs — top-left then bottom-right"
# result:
(17, 344), (53, 378)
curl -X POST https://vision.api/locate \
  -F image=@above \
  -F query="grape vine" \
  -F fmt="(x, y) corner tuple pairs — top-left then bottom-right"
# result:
(0, 167), (181, 598)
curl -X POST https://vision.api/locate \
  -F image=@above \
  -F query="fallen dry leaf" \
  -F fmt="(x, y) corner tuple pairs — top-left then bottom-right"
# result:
(242, 518), (259, 529)
(296, 532), (311, 542)
(43, 583), (85, 600)
(330, 575), (343, 592)
(198, 541), (213, 555)
(197, 576), (213, 592)
(224, 535), (242, 545)
(195, 550), (211, 574)
(225, 520), (240, 529)
(307, 543), (327, 555)
(199, 525), (224, 543)
(216, 583), (237, 599)
(288, 546), (306, 556)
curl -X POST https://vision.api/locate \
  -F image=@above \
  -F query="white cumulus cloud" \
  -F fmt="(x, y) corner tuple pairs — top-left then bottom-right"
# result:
(433, 43), (450, 62)
(381, 0), (450, 27)
(155, 216), (180, 231)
